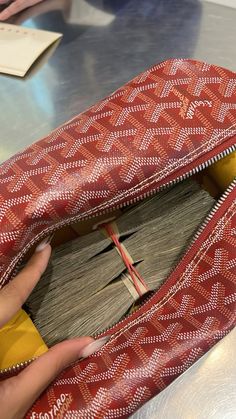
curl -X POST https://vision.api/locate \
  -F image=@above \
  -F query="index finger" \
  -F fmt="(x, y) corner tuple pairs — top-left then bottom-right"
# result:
(0, 242), (51, 328)
(0, 0), (43, 20)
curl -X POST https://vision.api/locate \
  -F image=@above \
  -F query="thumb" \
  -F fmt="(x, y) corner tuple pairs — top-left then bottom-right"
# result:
(1, 335), (110, 419)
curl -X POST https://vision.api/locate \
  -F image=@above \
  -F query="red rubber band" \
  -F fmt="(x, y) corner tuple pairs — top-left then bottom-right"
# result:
(103, 223), (148, 297)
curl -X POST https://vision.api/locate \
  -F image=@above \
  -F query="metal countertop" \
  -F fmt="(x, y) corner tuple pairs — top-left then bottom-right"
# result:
(1, 0), (236, 162)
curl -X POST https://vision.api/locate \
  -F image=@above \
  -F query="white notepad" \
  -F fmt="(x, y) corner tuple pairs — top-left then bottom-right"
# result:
(0, 23), (62, 77)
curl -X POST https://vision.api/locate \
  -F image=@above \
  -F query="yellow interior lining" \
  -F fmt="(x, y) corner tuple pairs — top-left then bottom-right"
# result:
(198, 152), (236, 196)
(0, 309), (48, 370)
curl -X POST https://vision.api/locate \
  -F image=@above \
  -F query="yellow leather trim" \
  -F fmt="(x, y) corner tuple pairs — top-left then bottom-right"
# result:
(205, 151), (236, 192)
(0, 309), (48, 370)
(198, 152), (236, 197)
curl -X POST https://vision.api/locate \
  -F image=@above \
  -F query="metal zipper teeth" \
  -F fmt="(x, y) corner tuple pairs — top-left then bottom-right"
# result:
(0, 358), (35, 376)
(94, 176), (236, 339)
(189, 176), (236, 244)
(1, 143), (235, 374)
(9, 143), (236, 280)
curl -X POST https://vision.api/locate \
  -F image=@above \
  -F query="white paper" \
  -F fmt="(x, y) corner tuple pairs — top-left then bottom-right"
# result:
(0, 23), (62, 77)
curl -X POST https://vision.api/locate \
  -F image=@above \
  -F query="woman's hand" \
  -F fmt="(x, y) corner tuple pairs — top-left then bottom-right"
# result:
(0, 0), (70, 23)
(0, 239), (107, 419)
(0, 0), (44, 20)
(0, 0), (70, 21)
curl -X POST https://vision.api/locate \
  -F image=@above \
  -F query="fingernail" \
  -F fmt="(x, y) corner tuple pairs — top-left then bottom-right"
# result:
(35, 234), (54, 253)
(80, 336), (111, 359)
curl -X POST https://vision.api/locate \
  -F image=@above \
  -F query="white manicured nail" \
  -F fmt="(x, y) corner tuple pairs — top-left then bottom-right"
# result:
(80, 336), (110, 358)
(35, 234), (54, 252)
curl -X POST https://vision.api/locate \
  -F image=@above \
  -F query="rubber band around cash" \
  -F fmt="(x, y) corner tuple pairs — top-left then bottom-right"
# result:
(101, 222), (149, 298)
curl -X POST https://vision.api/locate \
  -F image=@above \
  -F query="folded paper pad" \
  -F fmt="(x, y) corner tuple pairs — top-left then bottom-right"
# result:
(0, 23), (62, 77)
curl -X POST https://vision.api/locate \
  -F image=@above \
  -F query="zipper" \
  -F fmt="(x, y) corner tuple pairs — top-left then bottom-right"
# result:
(0, 358), (35, 378)
(7, 143), (236, 284)
(0, 144), (235, 377)
(94, 175), (236, 339)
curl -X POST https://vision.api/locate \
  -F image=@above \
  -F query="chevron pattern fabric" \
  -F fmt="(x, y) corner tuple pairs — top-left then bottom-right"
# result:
(0, 59), (236, 287)
(27, 181), (236, 418)
(0, 58), (236, 417)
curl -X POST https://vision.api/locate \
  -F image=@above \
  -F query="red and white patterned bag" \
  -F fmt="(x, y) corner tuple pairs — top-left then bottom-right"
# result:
(0, 59), (235, 418)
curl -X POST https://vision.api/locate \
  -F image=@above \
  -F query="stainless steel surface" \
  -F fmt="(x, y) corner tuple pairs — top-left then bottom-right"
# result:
(1, 0), (236, 163)
(132, 327), (236, 419)
(0, 0), (235, 417)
